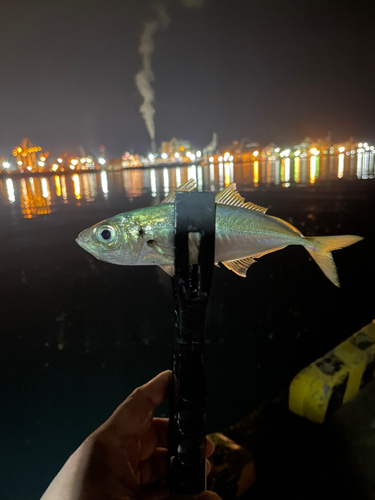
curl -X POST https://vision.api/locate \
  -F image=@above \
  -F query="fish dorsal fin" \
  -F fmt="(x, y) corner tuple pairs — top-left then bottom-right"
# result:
(222, 256), (256, 277)
(161, 179), (196, 204)
(215, 184), (268, 213)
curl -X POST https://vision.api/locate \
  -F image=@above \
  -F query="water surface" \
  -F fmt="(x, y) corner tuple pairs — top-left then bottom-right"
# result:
(0, 158), (374, 499)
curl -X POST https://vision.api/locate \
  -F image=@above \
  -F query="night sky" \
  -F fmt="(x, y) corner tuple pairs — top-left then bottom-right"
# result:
(0, 0), (374, 158)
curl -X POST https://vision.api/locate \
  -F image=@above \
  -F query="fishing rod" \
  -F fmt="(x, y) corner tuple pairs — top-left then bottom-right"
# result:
(168, 191), (216, 495)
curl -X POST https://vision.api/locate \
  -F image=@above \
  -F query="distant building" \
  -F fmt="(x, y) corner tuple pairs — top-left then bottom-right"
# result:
(261, 143), (279, 158)
(160, 138), (191, 155)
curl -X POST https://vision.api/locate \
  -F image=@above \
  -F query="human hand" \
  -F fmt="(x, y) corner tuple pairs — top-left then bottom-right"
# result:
(41, 370), (220, 500)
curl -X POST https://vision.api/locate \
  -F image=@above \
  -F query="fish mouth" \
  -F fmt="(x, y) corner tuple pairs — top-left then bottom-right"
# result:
(76, 230), (99, 259)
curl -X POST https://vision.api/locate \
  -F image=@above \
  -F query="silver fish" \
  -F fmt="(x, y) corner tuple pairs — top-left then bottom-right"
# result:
(76, 180), (363, 286)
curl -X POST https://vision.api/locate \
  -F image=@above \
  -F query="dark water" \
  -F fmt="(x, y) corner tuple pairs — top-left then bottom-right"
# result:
(1, 158), (374, 499)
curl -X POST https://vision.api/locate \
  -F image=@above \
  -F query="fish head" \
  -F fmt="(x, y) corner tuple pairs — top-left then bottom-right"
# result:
(76, 212), (145, 265)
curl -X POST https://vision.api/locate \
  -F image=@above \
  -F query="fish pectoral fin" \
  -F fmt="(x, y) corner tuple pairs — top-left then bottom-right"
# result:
(159, 264), (174, 276)
(161, 179), (196, 204)
(222, 256), (257, 277)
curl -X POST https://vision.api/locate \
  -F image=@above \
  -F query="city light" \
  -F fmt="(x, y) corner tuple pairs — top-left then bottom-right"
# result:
(57, 158), (63, 163)
(161, 153), (168, 160)
(338, 146), (345, 153)
(218, 156), (223, 162)
(18, 161), (23, 166)
(148, 154), (154, 162)
(38, 161), (45, 167)
(71, 159), (79, 166)
(3, 161), (10, 169)
(174, 152), (180, 159)
(294, 150), (301, 157)
(196, 151), (202, 158)
(209, 156), (214, 162)
(253, 150), (259, 157)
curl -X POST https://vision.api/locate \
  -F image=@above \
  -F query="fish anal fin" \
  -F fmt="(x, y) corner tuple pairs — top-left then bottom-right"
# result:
(251, 246), (286, 259)
(215, 184), (268, 213)
(222, 256), (256, 277)
(161, 179), (196, 204)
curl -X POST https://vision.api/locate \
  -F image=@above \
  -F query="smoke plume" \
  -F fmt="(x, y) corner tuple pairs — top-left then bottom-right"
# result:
(135, 1), (204, 142)
(134, 6), (169, 141)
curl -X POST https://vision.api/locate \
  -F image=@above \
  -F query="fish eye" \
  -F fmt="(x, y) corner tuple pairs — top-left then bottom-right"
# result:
(97, 225), (115, 243)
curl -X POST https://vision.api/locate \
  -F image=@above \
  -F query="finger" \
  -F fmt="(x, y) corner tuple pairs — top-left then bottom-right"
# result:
(106, 371), (171, 436)
(142, 491), (222, 500)
(139, 447), (168, 485)
(206, 436), (215, 458)
(148, 420), (216, 456)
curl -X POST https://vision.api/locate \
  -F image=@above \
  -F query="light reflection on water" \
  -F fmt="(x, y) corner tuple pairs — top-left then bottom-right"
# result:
(0, 154), (374, 218)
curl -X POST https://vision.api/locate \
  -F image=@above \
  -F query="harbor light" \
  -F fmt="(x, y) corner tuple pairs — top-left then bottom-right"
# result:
(209, 156), (214, 162)
(40, 156), (46, 162)
(161, 153), (168, 160)
(3, 161), (10, 169)
(294, 150), (301, 157)
(38, 161), (45, 167)
(229, 155), (234, 161)
(338, 146), (345, 153)
(98, 158), (106, 165)
(71, 159), (79, 166)
(196, 151), (202, 158)
(52, 164), (58, 171)
(186, 152), (191, 158)
(18, 161), (23, 166)
(57, 158), (63, 163)
(218, 156), (223, 162)
(253, 150), (259, 157)
(174, 152), (180, 159)
(280, 149), (290, 158)
(310, 147), (320, 156)
(190, 154), (196, 161)
(148, 154), (154, 162)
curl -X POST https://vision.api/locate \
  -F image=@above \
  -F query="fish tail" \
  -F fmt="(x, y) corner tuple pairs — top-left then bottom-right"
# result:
(305, 235), (363, 287)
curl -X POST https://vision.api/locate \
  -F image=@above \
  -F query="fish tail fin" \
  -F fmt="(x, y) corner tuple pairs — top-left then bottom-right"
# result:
(306, 235), (363, 287)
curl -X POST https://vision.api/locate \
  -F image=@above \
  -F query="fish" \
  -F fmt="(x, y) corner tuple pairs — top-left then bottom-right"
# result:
(76, 179), (363, 287)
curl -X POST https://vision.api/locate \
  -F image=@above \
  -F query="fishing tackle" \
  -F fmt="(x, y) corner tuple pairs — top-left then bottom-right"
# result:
(168, 191), (216, 494)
